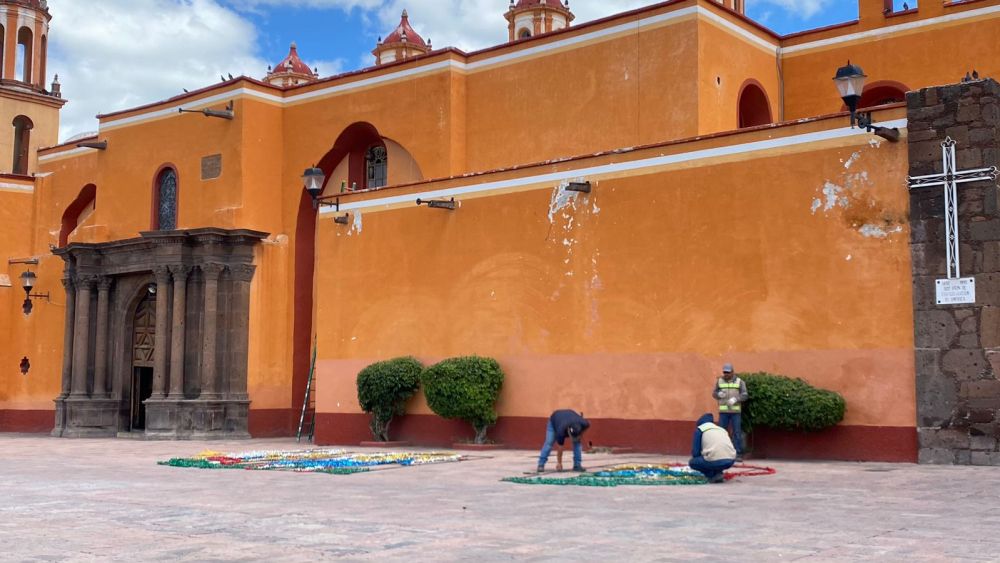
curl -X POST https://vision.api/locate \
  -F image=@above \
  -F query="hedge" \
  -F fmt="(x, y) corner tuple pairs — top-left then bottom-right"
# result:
(356, 356), (423, 441)
(422, 356), (504, 444)
(740, 372), (846, 433)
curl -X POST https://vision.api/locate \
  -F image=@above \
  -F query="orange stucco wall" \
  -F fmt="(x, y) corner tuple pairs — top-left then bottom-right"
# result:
(312, 109), (915, 431)
(3, 0), (999, 441)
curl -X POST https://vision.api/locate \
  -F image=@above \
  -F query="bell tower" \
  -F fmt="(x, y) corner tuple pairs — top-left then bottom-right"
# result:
(0, 0), (64, 176)
(373, 10), (431, 66)
(505, 0), (575, 42)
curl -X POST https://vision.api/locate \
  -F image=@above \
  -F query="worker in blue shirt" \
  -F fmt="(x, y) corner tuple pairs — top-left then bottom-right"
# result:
(537, 409), (590, 473)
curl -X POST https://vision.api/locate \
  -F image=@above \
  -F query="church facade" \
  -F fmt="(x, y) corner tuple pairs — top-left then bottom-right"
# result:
(1, 0), (1000, 463)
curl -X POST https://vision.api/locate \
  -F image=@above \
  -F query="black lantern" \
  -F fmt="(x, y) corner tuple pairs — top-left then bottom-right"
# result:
(302, 166), (327, 201)
(833, 61), (899, 142)
(19, 270), (48, 315)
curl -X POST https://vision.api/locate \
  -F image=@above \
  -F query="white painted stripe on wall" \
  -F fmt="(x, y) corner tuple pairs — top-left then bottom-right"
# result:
(321, 119), (908, 215)
(0, 182), (34, 193)
(698, 8), (777, 52)
(39, 146), (98, 162)
(99, 87), (284, 130)
(784, 4), (1000, 54)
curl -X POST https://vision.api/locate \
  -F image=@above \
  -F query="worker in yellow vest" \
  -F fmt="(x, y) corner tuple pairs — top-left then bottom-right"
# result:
(713, 363), (748, 461)
(689, 413), (736, 483)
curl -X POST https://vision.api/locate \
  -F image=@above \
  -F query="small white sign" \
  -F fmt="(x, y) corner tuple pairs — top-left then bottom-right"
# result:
(0, 274), (10, 288)
(936, 277), (976, 305)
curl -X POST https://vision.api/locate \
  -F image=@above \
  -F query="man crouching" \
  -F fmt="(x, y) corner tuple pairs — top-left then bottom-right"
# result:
(689, 413), (736, 484)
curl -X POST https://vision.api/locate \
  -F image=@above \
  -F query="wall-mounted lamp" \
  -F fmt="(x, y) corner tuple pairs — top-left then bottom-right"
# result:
(76, 140), (107, 150)
(565, 181), (592, 193)
(302, 166), (340, 210)
(19, 270), (50, 315)
(833, 62), (900, 143)
(333, 213), (351, 225)
(416, 197), (456, 210)
(178, 100), (234, 120)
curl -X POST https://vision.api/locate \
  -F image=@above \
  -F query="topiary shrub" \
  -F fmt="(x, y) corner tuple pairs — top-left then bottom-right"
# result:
(741, 372), (846, 433)
(421, 356), (504, 444)
(356, 356), (423, 442)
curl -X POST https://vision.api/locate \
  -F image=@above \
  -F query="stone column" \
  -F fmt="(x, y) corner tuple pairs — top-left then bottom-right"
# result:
(151, 266), (172, 399)
(59, 276), (75, 399)
(200, 263), (225, 400)
(93, 277), (113, 398)
(227, 264), (256, 401)
(70, 276), (95, 397)
(168, 265), (191, 399)
(909, 78), (1000, 466)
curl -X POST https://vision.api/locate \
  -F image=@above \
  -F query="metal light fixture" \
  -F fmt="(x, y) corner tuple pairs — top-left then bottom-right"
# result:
(19, 270), (49, 315)
(303, 166), (342, 210)
(178, 100), (234, 120)
(833, 61), (900, 142)
(565, 181), (592, 193)
(416, 197), (456, 210)
(333, 213), (351, 225)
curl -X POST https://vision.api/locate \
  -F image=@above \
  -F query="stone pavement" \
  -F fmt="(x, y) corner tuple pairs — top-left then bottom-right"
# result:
(2, 435), (1000, 562)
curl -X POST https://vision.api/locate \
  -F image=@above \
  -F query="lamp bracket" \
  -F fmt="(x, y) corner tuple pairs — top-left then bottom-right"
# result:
(333, 213), (351, 225)
(315, 196), (340, 210)
(565, 181), (592, 193)
(76, 140), (108, 150)
(8, 258), (39, 265)
(852, 110), (900, 143)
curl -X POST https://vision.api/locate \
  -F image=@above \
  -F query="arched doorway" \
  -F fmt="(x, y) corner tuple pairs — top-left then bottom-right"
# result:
(129, 289), (156, 431)
(738, 80), (772, 128)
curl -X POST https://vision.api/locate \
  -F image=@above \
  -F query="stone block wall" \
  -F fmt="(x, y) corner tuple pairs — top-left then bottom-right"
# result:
(908, 78), (1000, 465)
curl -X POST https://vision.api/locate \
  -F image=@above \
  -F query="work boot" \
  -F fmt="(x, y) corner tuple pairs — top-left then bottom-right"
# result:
(709, 473), (726, 484)
(536, 466), (545, 474)
(735, 455), (744, 463)
(572, 466), (587, 472)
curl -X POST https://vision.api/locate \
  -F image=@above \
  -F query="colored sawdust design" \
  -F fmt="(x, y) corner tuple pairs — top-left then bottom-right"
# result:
(158, 448), (463, 474)
(503, 463), (776, 487)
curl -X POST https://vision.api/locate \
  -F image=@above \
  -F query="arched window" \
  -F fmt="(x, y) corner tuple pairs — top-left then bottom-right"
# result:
(859, 81), (908, 110)
(39, 35), (47, 88)
(153, 167), (178, 231)
(12, 115), (33, 175)
(519, 28), (532, 39)
(16, 27), (33, 84)
(366, 145), (388, 189)
(59, 184), (97, 247)
(737, 81), (773, 128)
(0, 26), (5, 81)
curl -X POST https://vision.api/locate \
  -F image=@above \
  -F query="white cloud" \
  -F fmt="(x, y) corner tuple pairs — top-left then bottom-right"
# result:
(751, 0), (829, 19)
(47, 0), (269, 141)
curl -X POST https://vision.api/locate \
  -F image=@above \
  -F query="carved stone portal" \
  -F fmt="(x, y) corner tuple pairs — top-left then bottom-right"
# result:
(51, 228), (267, 439)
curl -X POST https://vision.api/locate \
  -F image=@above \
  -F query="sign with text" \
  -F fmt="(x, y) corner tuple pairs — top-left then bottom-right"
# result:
(936, 277), (976, 305)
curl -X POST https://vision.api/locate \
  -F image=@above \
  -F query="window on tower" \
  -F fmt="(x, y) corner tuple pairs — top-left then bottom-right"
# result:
(11, 115), (33, 175)
(16, 27), (33, 84)
(519, 29), (532, 39)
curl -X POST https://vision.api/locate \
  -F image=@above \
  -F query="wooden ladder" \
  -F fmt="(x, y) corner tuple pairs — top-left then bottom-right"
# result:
(296, 337), (318, 443)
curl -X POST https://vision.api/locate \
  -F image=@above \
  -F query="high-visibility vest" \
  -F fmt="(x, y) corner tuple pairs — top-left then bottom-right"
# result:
(717, 378), (743, 413)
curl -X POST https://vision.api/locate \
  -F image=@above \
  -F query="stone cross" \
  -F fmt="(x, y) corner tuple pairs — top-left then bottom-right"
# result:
(908, 137), (999, 279)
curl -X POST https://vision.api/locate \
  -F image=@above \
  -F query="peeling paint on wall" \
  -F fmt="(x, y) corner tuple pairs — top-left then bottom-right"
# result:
(548, 181), (581, 224)
(858, 224), (903, 238)
(348, 211), (363, 236)
(812, 181), (849, 214)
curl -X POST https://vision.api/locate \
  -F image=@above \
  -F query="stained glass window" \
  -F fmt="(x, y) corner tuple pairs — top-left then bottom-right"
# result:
(157, 168), (177, 230)
(366, 145), (387, 189)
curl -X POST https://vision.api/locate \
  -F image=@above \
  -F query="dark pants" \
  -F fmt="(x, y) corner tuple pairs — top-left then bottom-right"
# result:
(538, 421), (582, 468)
(689, 456), (734, 481)
(718, 412), (743, 455)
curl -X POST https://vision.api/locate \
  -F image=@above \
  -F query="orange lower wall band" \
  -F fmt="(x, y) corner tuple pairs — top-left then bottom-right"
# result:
(315, 413), (918, 463)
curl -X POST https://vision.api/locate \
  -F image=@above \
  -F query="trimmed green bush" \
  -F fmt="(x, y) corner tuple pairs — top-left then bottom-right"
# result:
(422, 356), (504, 444)
(356, 356), (423, 441)
(741, 372), (846, 433)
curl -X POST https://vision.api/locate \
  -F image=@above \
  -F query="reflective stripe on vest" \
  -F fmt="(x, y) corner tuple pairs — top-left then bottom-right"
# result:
(717, 378), (742, 412)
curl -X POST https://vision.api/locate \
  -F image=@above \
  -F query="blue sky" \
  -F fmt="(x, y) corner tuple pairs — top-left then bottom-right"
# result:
(46, 0), (916, 141)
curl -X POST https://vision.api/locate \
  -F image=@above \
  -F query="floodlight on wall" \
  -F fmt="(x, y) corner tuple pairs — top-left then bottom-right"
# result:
(18, 270), (50, 315)
(565, 181), (592, 193)
(178, 100), (235, 120)
(416, 197), (456, 210)
(333, 213), (351, 225)
(76, 140), (107, 150)
(833, 61), (900, 142)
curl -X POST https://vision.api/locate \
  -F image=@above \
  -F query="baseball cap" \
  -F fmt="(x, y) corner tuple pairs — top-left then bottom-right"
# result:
(722, 363), (734, 374)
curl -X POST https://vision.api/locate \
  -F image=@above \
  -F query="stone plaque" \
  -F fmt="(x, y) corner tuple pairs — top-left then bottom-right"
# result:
(201, 154), (222, 180)
(936, 277), (976, 306)
(0, 274), (10, 287)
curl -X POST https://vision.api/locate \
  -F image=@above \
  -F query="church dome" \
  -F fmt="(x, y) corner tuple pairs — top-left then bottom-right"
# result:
(512, 0), (571, 12)
(382, 10), (428, 48)
(265, 43), (318, 87)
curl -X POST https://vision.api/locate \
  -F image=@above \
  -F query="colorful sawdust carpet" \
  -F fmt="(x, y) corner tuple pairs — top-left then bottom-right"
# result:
(159, 448), (463, 474)
(503, 463), (776, 487)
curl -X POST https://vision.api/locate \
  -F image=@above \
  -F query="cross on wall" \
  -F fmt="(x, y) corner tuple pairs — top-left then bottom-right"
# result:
(908, 137), (999, 280)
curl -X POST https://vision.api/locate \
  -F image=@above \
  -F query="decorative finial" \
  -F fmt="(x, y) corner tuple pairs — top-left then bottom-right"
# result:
(402, 9), (408, 19)
(291, 41), (297, 49)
